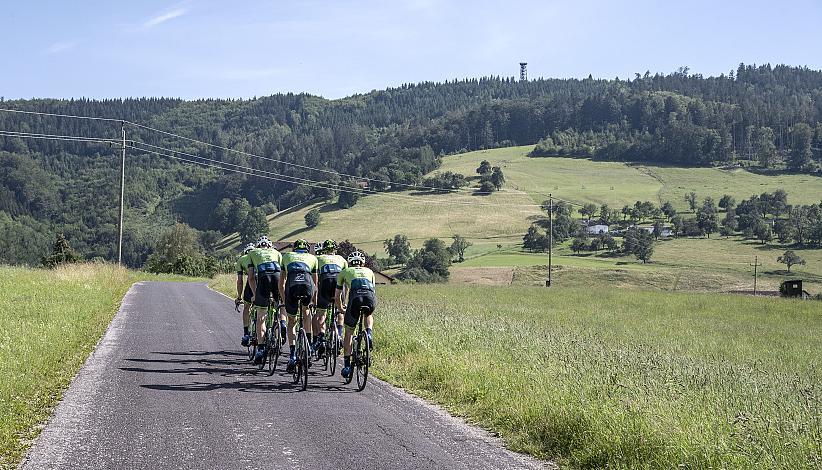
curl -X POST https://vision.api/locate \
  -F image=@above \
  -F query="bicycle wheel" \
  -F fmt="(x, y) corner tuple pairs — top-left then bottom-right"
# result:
(299, 329), (309, 390)
(355, 332), (370, 391)
(292, 329), (302, 385)
(267, 320), (281, 375)
(247, 325), (256, 362)
(328, 327), (339, 376)
(344, 334), (356, 385)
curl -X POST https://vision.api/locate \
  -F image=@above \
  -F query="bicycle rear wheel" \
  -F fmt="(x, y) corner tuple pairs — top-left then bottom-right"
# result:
(355, 333), (370, 391)
(292, 329), (302, 384)
(267, 323), (280, 375)
(328, 327), (339, 376)
(298, 329), (309, 390)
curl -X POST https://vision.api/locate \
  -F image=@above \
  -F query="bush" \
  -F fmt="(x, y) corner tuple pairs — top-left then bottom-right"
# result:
(305, 208), (321, 228)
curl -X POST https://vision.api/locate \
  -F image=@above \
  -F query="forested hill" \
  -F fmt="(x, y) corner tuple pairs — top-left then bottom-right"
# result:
(2, 63), (822, 267)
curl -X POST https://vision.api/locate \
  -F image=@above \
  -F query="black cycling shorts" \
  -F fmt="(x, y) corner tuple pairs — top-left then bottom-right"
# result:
(316, 274), (338, 309)
(253, 271), (281, 308)
(344, 291), (376, 328)
(242, 282), (253, 303)
(284, 271), (314, 315)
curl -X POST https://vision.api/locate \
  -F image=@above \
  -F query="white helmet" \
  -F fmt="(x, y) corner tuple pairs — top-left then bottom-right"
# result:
(314, 242), (323, 254)
(242, 243), (255, 254)
(256, 236), (272, 248)
(347, 251), (366, 266)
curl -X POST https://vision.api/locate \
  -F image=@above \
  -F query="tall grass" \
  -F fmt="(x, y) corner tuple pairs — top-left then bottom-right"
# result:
(0, 264), (195, 469)
(375, 285), (822, 468)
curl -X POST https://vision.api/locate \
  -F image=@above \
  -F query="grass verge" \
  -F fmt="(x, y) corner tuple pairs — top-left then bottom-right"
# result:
(0, 263), (198, 469)
(380, 285), (821, 468)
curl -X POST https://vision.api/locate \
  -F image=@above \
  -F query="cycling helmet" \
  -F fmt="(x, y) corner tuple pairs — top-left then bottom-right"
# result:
(347, 251), (366, 266)
(256, 236), (272, 248)
(314, 242), (324, 254)
(242, 243), (255, 254)
(322, 239), (337, 253)
(293, 238), (310, 252)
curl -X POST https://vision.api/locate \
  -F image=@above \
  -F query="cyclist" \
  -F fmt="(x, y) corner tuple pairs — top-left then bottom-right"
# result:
(335, 251), (377, 380)
(246, 236), (284, 365)
(235, 243), (256, 347)
(313, 239), (347, 356)
(279, 238), (318, 372)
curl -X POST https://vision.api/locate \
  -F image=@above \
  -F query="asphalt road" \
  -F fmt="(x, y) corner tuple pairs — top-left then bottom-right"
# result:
(22, 282), (547, 469)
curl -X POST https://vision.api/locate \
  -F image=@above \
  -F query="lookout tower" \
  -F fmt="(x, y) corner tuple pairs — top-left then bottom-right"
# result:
(519, 62), (527, 81)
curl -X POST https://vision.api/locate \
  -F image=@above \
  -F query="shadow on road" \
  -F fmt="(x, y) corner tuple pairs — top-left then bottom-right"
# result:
(122, 349), (356, 394)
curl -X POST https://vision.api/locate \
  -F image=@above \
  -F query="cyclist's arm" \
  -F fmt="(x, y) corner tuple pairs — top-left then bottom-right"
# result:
(312, 272), (318, 305)
(236, 272), (243, 299)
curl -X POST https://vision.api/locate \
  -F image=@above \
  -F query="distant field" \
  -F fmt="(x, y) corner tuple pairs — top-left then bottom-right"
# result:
(440, 146), (822, 209)
(0, 264), (196, 469)
(376, 284), (822, 468)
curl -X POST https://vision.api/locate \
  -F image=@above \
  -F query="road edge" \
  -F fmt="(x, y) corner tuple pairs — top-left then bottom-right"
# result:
(18, 282), (145, 470)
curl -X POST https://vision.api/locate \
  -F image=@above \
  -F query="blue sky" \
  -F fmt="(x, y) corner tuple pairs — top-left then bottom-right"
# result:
(2, 0), (821, 99)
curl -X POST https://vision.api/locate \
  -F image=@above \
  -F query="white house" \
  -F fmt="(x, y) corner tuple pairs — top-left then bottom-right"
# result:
(585, 224), (609, 235)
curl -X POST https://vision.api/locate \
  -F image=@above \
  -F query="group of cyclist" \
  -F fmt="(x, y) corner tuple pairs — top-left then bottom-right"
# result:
(234, 236), (376, 380)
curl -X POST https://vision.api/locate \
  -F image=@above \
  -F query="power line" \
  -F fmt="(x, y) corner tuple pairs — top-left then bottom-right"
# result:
(126, 141), (543, 207)
(0, 107), (530, 196)
(0, 107), (578, 207)
(0, 127), (544, 207)
(0, 129), (117, 145)
(0, 107), (122, 123)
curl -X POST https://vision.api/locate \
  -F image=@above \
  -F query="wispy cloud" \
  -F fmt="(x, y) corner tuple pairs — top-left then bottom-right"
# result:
(44, 41), (78, 55)
(142, 5), (189, 30)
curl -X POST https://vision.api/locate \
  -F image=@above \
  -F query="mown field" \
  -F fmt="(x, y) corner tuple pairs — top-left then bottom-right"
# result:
(0, 264), (193, 469)
(439, 146), (822, 209)
(375, 284), (822, 469)
(209, 276), (822, 468)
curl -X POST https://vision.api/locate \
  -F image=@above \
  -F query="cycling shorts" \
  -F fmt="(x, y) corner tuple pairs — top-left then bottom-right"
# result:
(284, 271), (314, 316)
(316, 274), (338, 309)
(344, 291), (376, 328)
(253, 271), (281, 308)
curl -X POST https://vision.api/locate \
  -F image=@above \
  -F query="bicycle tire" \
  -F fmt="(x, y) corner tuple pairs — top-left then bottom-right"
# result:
(328, 327), (338, 376)
(356, 333), (370, 391)
(344, 334), (356, 385)
(247, 310), (257, 362)
(268, 319), (280, 375)
(299, 329), (309, 390)
(292, 329), (302, 384)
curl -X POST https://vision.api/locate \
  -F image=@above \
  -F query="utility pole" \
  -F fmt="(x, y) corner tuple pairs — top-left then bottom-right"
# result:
(117, 122), (126, 266)
(546, 193), (552, 287)
(750, 255), (762, 296)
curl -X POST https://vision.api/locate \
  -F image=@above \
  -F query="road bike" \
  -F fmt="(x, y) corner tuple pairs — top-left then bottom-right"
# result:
(259, 298), (281, 373)
(322, 306), (341, 376)
(343, 306), (372, 391)
(291, 297), (311, 390)
(246, 305), (258, 362)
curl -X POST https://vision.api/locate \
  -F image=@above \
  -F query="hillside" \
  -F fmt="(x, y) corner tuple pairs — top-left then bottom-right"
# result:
(2, 63), (822, 267)
(249, 145), (822, 293)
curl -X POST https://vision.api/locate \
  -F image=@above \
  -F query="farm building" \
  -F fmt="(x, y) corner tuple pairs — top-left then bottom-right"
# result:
(585, 224), (609, 234)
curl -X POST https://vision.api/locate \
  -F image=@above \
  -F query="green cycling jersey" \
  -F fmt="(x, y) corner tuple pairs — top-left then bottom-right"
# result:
(336, 266), (376, 292)
(235, 253), (251, 275)
(317, 254), (347, 275)
(247, 247), (283, 271)
(281, 251), (318, 275)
